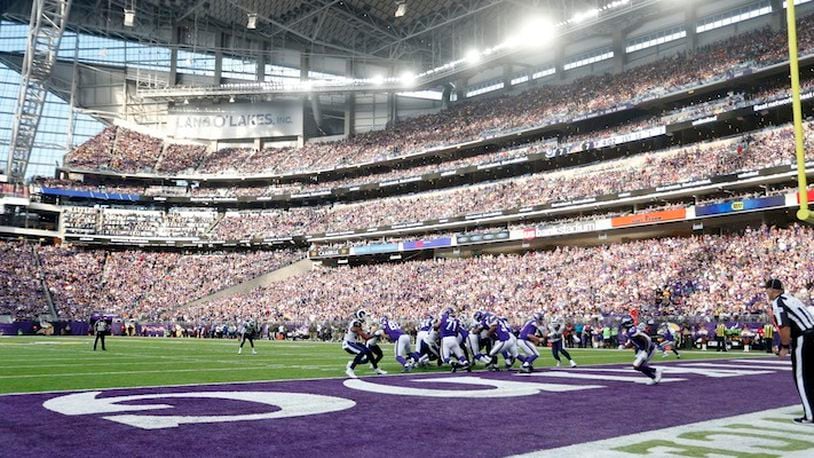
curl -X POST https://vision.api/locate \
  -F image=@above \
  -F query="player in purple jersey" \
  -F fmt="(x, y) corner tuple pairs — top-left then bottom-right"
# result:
(657, 323), (681, 359)
(480, 314), (518, 371)
(379, 316), (419, 372)
(517, 313), (545, 373)
(621, 316), (663, 385)
(438, 307), (470, 371)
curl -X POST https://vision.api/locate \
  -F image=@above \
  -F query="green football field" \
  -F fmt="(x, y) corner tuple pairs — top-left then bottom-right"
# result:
(0, 336), (774, 395)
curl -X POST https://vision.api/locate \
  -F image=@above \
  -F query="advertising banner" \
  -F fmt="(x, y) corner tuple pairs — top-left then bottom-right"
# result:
(351, 243), (399, 255)
(168, 101), (303, 140)
(403, 237), (452, 250)
(696, 195), (786, 217)
(456, 230), (510, 244)
(611, 208), (687, 228)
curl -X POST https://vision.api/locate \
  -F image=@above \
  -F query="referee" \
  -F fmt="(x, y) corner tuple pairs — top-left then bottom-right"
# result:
(93, 318), (108, 351)
(766, 278), (814, 425)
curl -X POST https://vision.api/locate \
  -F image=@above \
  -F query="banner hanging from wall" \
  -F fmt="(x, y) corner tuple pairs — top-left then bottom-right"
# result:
(168, 101), (303, 140)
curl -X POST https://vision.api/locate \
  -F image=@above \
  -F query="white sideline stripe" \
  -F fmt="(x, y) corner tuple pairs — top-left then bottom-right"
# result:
(682, 362), (793, 371)
(530, 372), (685, 384)
(736, 359), (792, 366)
(0, 356), (766, 397)
(0, 366), (273, 379)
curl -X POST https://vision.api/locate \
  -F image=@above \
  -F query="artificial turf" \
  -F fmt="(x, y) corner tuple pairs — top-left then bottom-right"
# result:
(0, 336), (774, 394)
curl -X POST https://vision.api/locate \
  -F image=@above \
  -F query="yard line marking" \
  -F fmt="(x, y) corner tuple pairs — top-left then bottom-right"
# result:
(682, 362), (793, 371)
(0, 366), (275, 379)
(529, 372), (686, 384)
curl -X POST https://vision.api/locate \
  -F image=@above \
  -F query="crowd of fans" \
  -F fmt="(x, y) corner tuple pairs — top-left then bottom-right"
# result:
(34, 247), (303, 320)
(0, 241), (48, 318)
(56, 117), (814, 240)
(175, 224), (814, 328)
(61, 16), (814, 177)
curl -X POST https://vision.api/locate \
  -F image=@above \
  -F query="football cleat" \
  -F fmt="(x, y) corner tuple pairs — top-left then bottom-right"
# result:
(556, 361), (561, 368)
(345, 362), (357, 379)
(793, 417), (814, 425)
(569, 360), (577, 368)
(374, 368), (387, 375)
(646, 368), (663, 385)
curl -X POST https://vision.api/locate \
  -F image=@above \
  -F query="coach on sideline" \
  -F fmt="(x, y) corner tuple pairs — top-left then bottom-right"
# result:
(766, 278), (814, 425)
(93, 318), (108, 351)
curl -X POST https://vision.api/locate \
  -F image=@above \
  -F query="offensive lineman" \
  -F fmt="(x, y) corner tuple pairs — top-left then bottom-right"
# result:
(379, 316), (418, 372)
(342, 309), (387, 378)
(517, 313), (545, 373)
(438, 308), (470, 371)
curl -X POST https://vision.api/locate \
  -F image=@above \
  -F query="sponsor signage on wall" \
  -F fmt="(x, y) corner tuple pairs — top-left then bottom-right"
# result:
(695, 195), (786, 216)
(169, 101), (303, 140)
(611, 208), (686, 228)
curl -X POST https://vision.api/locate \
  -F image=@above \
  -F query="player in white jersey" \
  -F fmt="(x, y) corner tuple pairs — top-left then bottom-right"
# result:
(548, 317), (577, 368)
(342, 309), (387, 378)
(237, 318), (257, 355)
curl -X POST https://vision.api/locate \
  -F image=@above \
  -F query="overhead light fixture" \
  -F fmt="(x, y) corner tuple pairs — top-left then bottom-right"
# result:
(395, 1), (407, 17)
(229, 96), (235, 103)
(247, 13), (258, 30)
(183, 98), (189, 105)
(123, 9), (135, 27)
(371, 74), (385, 86)
(465, 49), (481, 64)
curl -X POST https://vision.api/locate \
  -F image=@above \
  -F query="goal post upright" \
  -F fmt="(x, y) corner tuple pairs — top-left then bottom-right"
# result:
(786, 0), (814, 223)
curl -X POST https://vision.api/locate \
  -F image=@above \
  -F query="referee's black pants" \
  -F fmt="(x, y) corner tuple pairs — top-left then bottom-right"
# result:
(93, 333), (106, 351)
(791, 332), (814, 421)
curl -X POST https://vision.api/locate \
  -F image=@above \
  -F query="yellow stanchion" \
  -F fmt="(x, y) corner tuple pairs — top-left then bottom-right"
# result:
(787, 0), (814, 224)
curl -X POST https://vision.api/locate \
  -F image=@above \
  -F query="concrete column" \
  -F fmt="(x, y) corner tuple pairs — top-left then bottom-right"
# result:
(454, 78), (467, 102)
(255, 42), (266, 82)
(612, 30), (625, 72)
(685, 4), (698, 52)
(441, 82), (454, 108)
(770, 0), (784, 32)
(213, 32), (223, 84)
(299, 53), (309, 144)
(344, 59), (355, 137)
(169, 26), (179, 86)
(555, 44), (566, 80)
(386, 92), (397, 126)
(502, 63), (513, 89)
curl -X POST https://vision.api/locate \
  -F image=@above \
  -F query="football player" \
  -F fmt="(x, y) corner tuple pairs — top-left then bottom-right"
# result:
(438, 307), (470, 371)
(657, 323), (681, 359)
(342, 309), (386, 378)
(482, 314), (518, 371)
(621, 316), (663, 385)
(548, 317), (577, 368)
(379, 316), (419, 372)
(237, 318), (257, 355)
(473, 310), (497, 366)
(517, 313), (545, 373)
(416, 314), (439, 366)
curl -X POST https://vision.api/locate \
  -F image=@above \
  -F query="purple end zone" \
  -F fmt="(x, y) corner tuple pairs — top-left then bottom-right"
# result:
(0, 359), (799, 458)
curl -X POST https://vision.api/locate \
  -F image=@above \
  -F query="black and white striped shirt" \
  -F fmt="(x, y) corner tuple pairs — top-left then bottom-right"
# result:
(772, 294), (814, 339)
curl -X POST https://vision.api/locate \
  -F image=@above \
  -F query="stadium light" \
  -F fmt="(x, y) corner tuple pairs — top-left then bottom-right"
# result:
(371, 74), (385, 86)
(400, 71), (416, 85)
(465, 49), (482, 64)
(247, 13), (258, 30)
(395, 2), (407, 17)
(505, 16), (557, 49)
(123, 9), (135, 27)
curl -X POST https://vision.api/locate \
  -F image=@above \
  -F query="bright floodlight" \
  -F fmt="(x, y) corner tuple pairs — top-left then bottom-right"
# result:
(465, 49), (481, 64)
(395, 2), (407, 17)
(123, 9), (135, 27)
(400, 71), (416, 85)
(507, 16), (557, 48)
(247, 13), (258, 30)
(371, 75), (385, 85)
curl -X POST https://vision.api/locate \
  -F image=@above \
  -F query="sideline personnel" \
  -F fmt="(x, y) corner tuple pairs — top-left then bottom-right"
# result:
(93, 318), (108, 351)
(766, 278), (814, 425)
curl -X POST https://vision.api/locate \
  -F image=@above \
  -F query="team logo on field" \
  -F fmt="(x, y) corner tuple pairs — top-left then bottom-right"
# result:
(43, 391), (355, 429)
